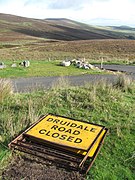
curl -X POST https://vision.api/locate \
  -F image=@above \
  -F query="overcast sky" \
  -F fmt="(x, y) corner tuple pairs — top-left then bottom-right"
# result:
(0, 0), (135, 27)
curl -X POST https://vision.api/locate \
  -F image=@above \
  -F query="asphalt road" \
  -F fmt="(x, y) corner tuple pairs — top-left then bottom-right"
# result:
(11, 65), (135, 93)
(95, 64), (135, 74)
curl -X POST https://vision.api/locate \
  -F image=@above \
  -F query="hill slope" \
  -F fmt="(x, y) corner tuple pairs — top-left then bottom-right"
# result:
(0, 13), (135, 42)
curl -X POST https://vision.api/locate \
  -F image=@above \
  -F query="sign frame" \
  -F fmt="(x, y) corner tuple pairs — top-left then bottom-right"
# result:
(8, 114), (108, 174)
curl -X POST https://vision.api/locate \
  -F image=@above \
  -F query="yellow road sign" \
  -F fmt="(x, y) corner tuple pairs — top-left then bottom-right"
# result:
(26, 114), (105, 150)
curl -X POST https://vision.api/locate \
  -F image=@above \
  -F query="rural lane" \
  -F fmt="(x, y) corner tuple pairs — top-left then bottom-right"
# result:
(95, 64), (135, 74)
(10, 65), (135, 92)
(11, 74), (117, 92)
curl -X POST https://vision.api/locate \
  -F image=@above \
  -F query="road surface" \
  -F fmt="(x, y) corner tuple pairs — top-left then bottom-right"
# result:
(10, 65), (135, 92)
(95, 64), (135, 74)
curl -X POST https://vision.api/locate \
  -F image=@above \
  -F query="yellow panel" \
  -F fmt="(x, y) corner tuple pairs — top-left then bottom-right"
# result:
(26, 114), (104, 150)
(71, 129), (106, 157)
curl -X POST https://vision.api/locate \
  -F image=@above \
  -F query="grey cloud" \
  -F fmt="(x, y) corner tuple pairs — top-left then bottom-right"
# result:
(48, 0), (110, 10)
(48, 0), (90, 10)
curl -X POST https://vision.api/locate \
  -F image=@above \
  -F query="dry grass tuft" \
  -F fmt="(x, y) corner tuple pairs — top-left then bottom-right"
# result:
(0, 79), (13, 102)
(115, 75), (134, 92)
(51, 76), (71, 90)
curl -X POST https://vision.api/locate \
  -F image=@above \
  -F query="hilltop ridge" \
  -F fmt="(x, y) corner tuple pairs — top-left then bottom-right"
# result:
(0, 13), (135, 42)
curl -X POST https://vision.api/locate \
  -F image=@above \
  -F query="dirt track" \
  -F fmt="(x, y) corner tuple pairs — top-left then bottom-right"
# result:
(2, 154), (85, 180)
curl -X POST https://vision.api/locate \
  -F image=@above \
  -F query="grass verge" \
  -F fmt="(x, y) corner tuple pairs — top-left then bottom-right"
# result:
(0, 60), (106, 78)
(0, 77), (135, 179)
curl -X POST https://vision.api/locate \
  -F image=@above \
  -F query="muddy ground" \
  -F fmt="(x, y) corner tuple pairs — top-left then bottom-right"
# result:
(2, 154), (86, 180)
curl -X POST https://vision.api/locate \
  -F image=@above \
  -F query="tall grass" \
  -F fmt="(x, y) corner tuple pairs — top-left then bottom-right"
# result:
(0, 79), (13, 103)
(114, 74), (135, 92)
(51, 76), (71, 90)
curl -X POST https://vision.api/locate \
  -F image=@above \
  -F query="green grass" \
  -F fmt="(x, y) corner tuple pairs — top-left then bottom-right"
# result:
(0, 77), (135, 179)
(0, 60), (104, 78)
(0, 143), (12, 177)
